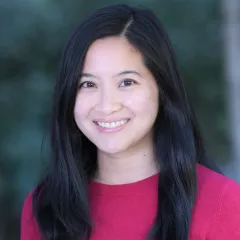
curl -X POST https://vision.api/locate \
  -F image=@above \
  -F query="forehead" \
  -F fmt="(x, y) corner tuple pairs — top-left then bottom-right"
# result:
(82, 36), (145, 73)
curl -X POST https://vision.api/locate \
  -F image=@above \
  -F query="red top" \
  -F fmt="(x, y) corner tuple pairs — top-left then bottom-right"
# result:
(21, 164), (240, 239)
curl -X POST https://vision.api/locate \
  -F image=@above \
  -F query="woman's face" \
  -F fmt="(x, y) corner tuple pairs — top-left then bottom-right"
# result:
(74, 36), (159, 154)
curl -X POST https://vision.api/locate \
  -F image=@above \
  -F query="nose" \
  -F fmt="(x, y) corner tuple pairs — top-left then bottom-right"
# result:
(95, 89), (122, 115)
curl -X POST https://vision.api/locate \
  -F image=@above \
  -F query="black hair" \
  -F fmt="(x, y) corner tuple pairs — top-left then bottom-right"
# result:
(33, 4), (220, 240)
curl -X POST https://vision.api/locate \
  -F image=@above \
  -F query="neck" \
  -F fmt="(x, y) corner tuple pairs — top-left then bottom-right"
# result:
(94, 139), (159, 185)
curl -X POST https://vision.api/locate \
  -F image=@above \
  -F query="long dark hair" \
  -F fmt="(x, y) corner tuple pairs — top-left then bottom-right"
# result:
(33, 4), (219, 240)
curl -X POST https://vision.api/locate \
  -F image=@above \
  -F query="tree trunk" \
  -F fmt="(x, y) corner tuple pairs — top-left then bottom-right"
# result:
(222, 0), (240, 182)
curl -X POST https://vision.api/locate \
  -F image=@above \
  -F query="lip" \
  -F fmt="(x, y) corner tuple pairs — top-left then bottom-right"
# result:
(93, 119), (130, 133)
(93, 118), (130, 123)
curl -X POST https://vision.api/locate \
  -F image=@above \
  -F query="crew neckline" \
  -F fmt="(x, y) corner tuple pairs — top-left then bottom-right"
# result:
(89, 172), (159, 196)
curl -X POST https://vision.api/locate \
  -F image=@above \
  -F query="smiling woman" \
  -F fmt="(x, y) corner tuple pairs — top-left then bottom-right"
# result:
(20, 4), (240, 240)
(74, 36), (158, 155)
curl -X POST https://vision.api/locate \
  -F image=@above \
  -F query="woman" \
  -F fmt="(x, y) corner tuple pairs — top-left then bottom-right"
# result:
(21, 4), (240, 240)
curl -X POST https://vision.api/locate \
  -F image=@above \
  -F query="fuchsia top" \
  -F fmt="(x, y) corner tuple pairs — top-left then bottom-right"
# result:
(21, 164), (240, 239)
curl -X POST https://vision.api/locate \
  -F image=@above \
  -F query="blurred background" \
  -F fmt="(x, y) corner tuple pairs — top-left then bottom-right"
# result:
(0, 0), (239, 239)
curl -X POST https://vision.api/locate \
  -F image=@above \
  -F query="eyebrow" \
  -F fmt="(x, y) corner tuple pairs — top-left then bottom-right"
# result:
(80, 70), (142, 79)
(80, 73), (98, 79)
(115, 70), (142, 78)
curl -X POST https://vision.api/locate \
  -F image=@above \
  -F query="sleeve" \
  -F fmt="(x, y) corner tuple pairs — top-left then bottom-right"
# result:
(207, 179), (240, 240)
(21, 190), (42, 240)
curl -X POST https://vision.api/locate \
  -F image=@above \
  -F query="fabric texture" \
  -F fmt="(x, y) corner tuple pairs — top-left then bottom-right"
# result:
(21, 164), (240, 239)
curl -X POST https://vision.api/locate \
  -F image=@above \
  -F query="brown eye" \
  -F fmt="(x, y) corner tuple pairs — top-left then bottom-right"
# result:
(79, 81), (96, 88)
(119, 79), (136, 87)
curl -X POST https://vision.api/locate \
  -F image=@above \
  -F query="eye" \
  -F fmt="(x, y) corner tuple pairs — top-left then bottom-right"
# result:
(119, 79), (136, 87)
(79, 81), (96, 89)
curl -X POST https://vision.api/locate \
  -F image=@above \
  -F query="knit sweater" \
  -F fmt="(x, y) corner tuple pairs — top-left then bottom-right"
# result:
(21, 164), (240, 239)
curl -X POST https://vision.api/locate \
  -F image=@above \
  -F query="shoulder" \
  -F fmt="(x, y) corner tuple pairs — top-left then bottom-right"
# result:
(21, 189), (35, 223)
(196, 163), (240, 201)
(197, 163), (229, 186)
(207, 171), (240, 239)
(21, 189), (41, 240)
(195, 164), (240, 206)
(191, 164), (240, 239)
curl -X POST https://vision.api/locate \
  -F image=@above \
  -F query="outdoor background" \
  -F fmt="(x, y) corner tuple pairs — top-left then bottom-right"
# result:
(0, 0), (239, 239)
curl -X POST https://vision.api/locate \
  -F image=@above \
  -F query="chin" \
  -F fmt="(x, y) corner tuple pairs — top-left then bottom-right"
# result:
(97, 143), (128, 155)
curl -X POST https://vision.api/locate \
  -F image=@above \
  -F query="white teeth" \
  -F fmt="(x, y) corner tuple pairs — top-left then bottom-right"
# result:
(96, 119), (128, 128)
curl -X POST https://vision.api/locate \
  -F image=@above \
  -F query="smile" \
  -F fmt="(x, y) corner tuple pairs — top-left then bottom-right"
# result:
(93, 119), (130, 129)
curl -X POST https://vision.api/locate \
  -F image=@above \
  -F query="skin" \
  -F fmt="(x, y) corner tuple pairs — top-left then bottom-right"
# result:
(74, 36), (159, 184)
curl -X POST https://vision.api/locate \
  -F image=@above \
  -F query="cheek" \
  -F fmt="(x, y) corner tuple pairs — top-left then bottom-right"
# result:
(74, 96), (92, 121)
(125, 89), (159, 116)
